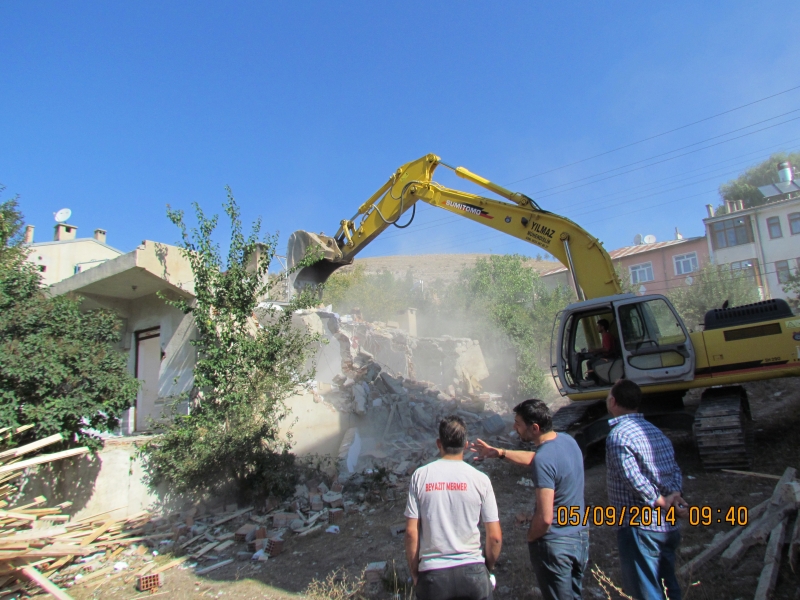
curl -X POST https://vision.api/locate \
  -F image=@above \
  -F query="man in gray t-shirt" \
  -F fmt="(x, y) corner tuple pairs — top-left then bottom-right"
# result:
(405, 416), (502, 600)
(471, 400), (588, 600)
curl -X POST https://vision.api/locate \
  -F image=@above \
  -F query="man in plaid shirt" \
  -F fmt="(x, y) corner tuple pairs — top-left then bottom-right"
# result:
(606, 379), (688, 600)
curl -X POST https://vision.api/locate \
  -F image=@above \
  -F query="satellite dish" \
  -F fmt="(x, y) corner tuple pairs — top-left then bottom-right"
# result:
(54, 208), (72, 223)
(685, 276), (694, 286)
(643, 234), (656, 244)
(633, 233), (643, 245)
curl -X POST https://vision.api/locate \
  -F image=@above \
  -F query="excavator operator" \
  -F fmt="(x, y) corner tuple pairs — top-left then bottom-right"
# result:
(586, 319), (619, 383)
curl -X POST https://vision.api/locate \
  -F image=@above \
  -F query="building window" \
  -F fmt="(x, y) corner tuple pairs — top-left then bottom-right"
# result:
(629, 262), (654, 285)
(776, 260), (790, 284)
(767, 216), (783, 239)
(673, 252), (698, 276)
(789, 212), (800, 235)
(730, 259), (757, 281)
(711, 216), (753, 249)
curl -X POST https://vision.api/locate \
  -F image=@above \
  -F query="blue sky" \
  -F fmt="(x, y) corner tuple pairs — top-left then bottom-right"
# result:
(2, 2), (800, 266)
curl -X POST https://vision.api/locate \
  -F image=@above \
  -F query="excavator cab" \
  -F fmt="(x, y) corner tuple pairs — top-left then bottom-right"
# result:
(553, 294), (696, 396)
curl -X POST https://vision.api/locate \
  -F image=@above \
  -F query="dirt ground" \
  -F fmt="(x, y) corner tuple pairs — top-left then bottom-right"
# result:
(69, 377), (800, 600)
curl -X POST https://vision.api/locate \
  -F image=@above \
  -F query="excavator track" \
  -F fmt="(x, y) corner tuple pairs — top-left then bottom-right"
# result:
(552, 400), (605, 432)
(693, 386), (753, 470)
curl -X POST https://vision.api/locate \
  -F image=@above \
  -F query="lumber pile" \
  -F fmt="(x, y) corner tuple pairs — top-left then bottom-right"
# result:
(679, 467), (800, 599)
(0, 427), (162, 598)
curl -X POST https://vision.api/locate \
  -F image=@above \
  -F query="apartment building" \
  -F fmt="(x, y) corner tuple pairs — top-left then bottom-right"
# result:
(703, 195), (800, 301)
(541, 234), (709, 296)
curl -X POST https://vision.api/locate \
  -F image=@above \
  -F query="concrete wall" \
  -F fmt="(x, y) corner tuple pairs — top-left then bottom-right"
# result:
(16, 437), (180, 521)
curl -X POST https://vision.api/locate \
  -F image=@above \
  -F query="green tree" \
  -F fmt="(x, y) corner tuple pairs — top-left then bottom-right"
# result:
(141, 190), (322, 500)
(782, 270), (800, 311)
(323, 265), (424, 322)
(439, 255), (572, 400)
(666, 263), (760, 329)
(0, 194), (138, 449)
(717, 152), (800, 214)
(0, 188), (26, 268)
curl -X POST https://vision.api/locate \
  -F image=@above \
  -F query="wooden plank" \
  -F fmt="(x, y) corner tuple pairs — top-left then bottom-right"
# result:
(770, 468), (797, 505)
(721, 497), (798, 569)
(191, 541), (220, 559)
(0, 447), (89, 476)
(10, 496), (48, 511)
(754, 518), (788, 600)
(721, 469), (783, 480)
(72, 565), (113, 585)
(214, 540), (234, 553)
(0, 434), (63, 460)
(210, 506), (254, 527)
(0, 510), (37, 522)
(18, 566), (73, 600)
(81, 519), (115, 546)
(789, 509), (800, 570)
(195, 559), (233, 575)
(179, 532), (205, 549)
(0, 526), (67, 541)
(151, 556), (189, 575)
(678, 499), (769, 577)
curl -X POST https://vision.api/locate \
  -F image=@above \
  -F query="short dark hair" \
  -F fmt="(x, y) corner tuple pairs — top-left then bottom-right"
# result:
(439, 416), (467, 454)
(597, 318), (610, 330)
(513, 399), (553, 433)
(610, 379), (641, 410)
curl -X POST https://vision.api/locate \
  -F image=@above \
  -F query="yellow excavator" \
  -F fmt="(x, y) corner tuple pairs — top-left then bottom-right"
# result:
(287, 154), (800, 469)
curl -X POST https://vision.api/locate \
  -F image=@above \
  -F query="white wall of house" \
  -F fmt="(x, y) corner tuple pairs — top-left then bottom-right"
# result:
(26, 237), (123, 286)
(121, 294), (196, 432)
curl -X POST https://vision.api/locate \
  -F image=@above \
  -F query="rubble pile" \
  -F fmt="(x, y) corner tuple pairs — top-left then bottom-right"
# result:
(297, 310), (516, 479)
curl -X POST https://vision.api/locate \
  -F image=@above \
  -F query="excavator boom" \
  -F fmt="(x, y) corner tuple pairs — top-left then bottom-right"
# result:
(287, 154), (621, 299)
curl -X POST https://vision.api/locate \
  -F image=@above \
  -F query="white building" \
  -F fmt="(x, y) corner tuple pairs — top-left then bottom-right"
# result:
(50, 241), (197, 433)
(703, 195), (800, 302)
(24, 223), (124, 286)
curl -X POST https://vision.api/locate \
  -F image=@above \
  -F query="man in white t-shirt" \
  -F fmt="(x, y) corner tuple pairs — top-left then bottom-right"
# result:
(404, 416), (503, 600)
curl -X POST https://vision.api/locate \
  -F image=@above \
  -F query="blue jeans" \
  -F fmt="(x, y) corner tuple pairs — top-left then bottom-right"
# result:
(527, 529), (589, 600)
(415, 562), (493, 600)
(617, 527), (681, 600)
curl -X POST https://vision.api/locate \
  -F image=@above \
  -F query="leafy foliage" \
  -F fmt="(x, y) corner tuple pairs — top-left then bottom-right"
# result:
(781, 270), (800, 310)
(665, 263), (760, 329)
(0, 189), (26, 268)
(323, 264), (425, 322)
(717, 152), (800, 214)
(0, 195), (138, 449)
(140, 190), (322, 500)
(439, 255), (573, 400)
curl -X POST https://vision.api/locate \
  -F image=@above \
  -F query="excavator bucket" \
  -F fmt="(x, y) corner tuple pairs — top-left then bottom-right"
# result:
(286, 230), (353, 294)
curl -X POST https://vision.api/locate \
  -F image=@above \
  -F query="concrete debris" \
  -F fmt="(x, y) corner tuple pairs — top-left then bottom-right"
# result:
(295, 308), (514, 478)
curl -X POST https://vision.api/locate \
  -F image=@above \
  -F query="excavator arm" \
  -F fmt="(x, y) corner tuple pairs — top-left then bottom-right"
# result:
(287, 154), (622, 300)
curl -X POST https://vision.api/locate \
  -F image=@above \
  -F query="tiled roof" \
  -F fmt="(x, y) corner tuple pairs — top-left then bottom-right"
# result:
(540, 236), (705, 276)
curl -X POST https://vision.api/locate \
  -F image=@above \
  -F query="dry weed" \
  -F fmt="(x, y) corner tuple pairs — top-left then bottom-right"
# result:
(590, 564), (635, 599)
(305, 567), (367, 600)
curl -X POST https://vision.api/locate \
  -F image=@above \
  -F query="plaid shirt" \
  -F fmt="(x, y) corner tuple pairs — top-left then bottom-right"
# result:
(606, 413), (682, 532)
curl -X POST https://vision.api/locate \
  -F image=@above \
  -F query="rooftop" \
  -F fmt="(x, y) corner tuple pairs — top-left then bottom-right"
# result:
(540, 236), (705, 276)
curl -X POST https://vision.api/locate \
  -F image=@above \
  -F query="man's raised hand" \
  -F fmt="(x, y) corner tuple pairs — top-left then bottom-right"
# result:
(468, 438), (500, 460)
